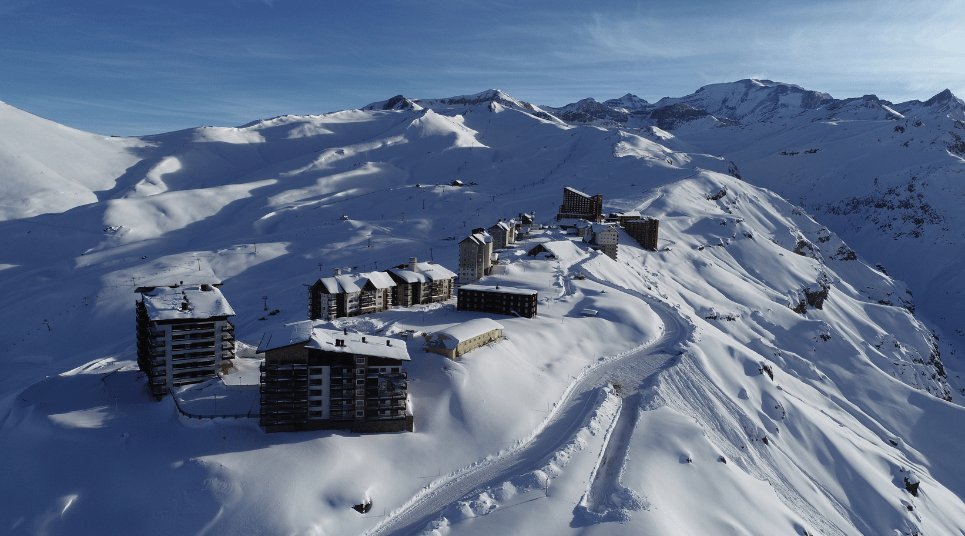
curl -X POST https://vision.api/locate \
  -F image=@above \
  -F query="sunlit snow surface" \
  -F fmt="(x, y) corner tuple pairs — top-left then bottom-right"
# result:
(0, 92), (963, 535)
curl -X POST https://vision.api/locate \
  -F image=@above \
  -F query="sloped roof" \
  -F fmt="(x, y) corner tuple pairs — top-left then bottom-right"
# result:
(314, 271), (398, 294)
(434, 318), (504, 347)
(564, 186), (591, 198)
(591, 223), (618, 234)
(257, 320), (314, 353)
(389, 262), (456, 283)
(139, 285), (235, 321)
(489, 221), (512, 232)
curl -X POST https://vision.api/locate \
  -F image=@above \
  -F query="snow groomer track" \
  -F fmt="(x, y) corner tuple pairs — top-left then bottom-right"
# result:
(364, 290), (691, 536)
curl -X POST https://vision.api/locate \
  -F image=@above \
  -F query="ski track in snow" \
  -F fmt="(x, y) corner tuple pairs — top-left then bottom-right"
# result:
(363, 286), (689, 536)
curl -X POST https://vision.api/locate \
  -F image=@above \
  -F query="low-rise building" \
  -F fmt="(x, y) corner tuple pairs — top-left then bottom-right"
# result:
(258, 322), (412, 433)
(458, 232), (494, 284)
(584, 223), (619, 261)
(518, 212), (535, 234)
(609, 211), (641, 226)
(457, 284), (538, 318)
(625, 217), (660, 251)
(425, 318), (504, 359)
(135, 283), (236, 399)
(387, 258), (456, 306)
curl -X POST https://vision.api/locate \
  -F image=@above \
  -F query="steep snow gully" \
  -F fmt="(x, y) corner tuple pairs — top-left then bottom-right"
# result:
(364, 291), (690, 536)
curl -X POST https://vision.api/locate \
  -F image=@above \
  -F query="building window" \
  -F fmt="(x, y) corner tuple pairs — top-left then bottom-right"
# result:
(355, 410), (364, 417)
(356, 389), (364, 396)
(356, 400), (364, 407)
(356, 358), (365, 364)
(309, 367), (323, 375)
(356, 368), (365, 375)
(310, 389), (322, 397)
(356, 379), (365, 385)
(309, 411), (322, 417)
(310, 400), (322, 407)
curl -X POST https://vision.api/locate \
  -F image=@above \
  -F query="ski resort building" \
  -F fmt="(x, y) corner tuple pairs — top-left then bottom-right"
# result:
(625, 217), (660, 251)
(487, 221), (516, 250)
(518, 212), (535, 234)
(458, 232), (494, 284)
(584, 223), (620, 261)
(456, 284), (538, 318)
(258, 322), (412, 433)
(135, 283), (236, 399)
(307, 269), (396, 320)
(425, 318), (504, 359)
(386, 258), (456, 307)
(557, 186), (603, 222)
(609, 211), (641, 226)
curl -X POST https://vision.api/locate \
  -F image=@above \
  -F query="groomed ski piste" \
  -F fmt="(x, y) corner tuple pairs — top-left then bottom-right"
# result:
(1, 86), (965, 535)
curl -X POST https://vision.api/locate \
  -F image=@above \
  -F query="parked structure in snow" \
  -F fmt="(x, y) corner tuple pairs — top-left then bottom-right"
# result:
(458, 232), (494, 284)
(557, 186), (603, 222)
(386, 258), (456, 307)
(308, 269), (396, 320)
(625, 217), (660, 251)
(425, 318), (504, 359)
(135, 283), (236, 399)
(457, 284), (538, 318)
(258, 322), (412, 433)
(487, 221), (516, 250)
(583, 223), (620, 261)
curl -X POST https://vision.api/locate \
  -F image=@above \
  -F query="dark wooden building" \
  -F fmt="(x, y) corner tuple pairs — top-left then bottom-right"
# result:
(625, 217), (660, 251)
(258, 322), (413, 433)
(457, 284), (538, 318)
(557, 186), (603, 222)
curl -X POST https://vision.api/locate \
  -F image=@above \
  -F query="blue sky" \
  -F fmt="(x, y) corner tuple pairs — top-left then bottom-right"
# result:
(2, 0), (963, 136)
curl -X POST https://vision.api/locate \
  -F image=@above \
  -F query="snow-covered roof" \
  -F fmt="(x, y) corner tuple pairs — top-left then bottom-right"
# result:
(139, 285), (235, 321)
(257, 320), (314, 353)
(461, 232), (491, 245)
(489, 221), (512, 232)
(574, 220), (592, 228)
(306, 329), (410, 361)
(459, 284), (538, 296)
(614, 211), (640, 218)
(564, 186), (591, 198)
(591, 223), (618, 234)
(314, 271), (399, 294)
(389, 262), (456, 283)
(434, 318), (504, 347)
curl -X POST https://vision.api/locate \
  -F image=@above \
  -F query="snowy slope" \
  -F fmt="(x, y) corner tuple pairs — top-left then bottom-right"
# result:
(0, 89), (963, 536)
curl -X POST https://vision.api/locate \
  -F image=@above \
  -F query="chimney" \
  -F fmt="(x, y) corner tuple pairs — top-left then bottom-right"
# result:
(201, 284), (211, 292)
(409, 257), (418, 272)
(334, 268), (341, 276)
(362, 336), (367, 343)
(344, 328), (348, 335)
(386, 340), (391, 347)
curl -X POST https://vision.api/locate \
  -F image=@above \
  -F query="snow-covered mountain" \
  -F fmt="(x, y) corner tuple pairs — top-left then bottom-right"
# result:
(0, 85), (964, 535)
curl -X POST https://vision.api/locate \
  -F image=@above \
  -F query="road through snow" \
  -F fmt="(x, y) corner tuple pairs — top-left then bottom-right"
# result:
(362, 286), (692, 536)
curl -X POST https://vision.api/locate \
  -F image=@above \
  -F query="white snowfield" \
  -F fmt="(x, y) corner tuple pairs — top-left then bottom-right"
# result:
(0, 86), (964, 536)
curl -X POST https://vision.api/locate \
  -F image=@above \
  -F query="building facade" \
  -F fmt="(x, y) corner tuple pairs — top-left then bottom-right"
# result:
(625, 218), (660, 251)
(488, 221), (516, 250)
(136, 284), (236, 399)
(425, 318), (504, 359)
(456, 284), (538, 318)
(308, 269), (395, 320)
(458, 232), (494, 284)
(557, 186), (603, 222)
(584, 223), (619, 261)
(259, 322), (412, 433)
(387, 258), (456, 307)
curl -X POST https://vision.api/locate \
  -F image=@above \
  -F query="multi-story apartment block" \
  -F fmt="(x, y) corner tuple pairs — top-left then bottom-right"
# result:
(456, 284), (538, 318)
(458, 232), (494, 284)
(488, 221), (516, 250)
(584, 223), (620, 261)
(557, 186), (603, 222)
(386, 258), (456, 307)
(608, 211), (641, 226)
(135, 283), (236, 399)
(258, 322), (412, 433)
(625, 217), (660, 251)
(308, 269), (396, 320)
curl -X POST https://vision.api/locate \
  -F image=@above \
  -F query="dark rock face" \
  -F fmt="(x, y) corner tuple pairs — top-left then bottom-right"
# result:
(647, 104), (710, 130)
